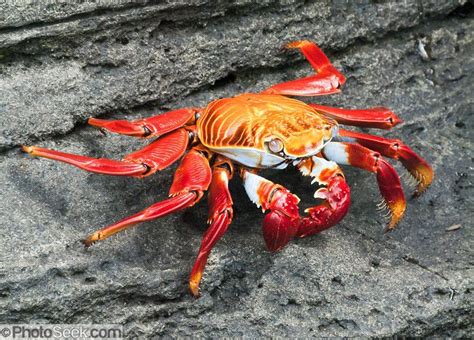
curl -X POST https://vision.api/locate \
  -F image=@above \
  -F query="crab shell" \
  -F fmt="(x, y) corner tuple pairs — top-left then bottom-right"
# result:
(197, 93), (338, 168)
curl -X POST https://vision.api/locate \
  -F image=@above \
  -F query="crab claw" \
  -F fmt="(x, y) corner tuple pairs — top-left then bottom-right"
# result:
(294, 156), (351, 238)
(242, 167), (350, 252)
(242, 171), (300, 251)
(262, 188), (300, 252)
(297, 175), (351, 238)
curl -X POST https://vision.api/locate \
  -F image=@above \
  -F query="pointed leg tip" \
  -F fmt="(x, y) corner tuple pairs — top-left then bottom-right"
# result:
(383, 217), (400, 234)
(285, 40), (310, 49)
(189, 281), (201, 298)
(416, 170), (434, 197)
(413, 185), (429, 198)
(87, 117), (102, 127)
(379, 197), (405, 233)
(399, 147), (434, 198)
(80, 239), (92, 248)
(412, 178), (433, 198)
(391, 208), (405, 227)
(81, 234), (98, 248)
(383, 207), (404, 233)
(392, 116), (403, 126)
(21, 145), (34, 154)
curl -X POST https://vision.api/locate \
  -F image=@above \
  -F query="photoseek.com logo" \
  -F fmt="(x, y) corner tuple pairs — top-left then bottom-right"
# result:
(0, 324), (123, 339)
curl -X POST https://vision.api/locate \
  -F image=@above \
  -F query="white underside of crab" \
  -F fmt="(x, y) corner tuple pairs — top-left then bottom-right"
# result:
(209, 147), (289, 169)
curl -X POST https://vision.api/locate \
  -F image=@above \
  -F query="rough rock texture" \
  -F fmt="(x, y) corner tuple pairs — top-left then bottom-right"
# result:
(0, 1), (472, 337)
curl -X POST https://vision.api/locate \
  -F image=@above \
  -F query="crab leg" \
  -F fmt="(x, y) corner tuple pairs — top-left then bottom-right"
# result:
(22, 128), (190, 177)
(189, 157), (234, 297)
(88, 108), (199, 138)
(322, 142), (406, 231)
(309, 104), (402, 129)
(337, 129), (434, 196)
(262, 40), (346, 96)
(81, 148), (212, 246)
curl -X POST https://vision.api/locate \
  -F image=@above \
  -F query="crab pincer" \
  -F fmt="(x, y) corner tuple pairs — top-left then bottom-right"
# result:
(243, 158), (351, 252)
(242, 172), (301, 251)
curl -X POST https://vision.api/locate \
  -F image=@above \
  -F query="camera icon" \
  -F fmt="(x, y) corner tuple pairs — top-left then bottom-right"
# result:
(0, 327), (11, 337)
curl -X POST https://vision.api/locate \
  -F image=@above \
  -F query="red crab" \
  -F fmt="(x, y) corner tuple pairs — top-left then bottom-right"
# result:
(23, 41), (433, 296)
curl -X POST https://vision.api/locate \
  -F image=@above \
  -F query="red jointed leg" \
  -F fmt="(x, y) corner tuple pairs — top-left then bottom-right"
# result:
(262, 74), (342, 97)
(286, 41), (345, 79)
(189, 157), (234, 297)
(309, 104), (402, 129)
(262, 40), (346, 96)
(338, 129), (434, 196)
(22, 128), (190, 177)
(322, 142), (406, 231)
(82, 148), (212, 247)
(88, 108), (199, 138)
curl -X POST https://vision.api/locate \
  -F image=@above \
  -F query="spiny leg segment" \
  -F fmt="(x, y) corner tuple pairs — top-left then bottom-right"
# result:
(306, 103), (432, 195)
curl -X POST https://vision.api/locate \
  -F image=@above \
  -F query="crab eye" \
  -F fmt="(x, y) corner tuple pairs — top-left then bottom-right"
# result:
(267, 138), (284, 153)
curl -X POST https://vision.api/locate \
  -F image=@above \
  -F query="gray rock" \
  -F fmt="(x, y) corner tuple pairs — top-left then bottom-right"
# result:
(0, 1), (472, 337)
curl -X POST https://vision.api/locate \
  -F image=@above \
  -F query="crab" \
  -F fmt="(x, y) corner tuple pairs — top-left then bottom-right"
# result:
(23, 40), (433, 297)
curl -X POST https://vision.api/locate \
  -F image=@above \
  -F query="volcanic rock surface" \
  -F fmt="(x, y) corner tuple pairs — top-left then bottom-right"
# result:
(0, 1), (472, 337)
